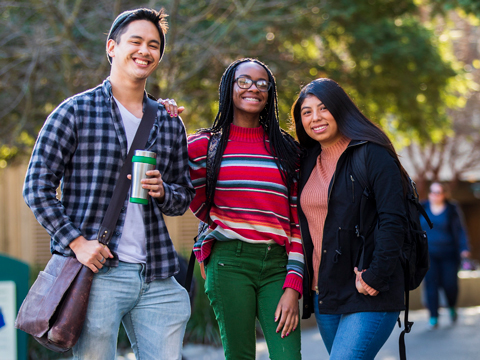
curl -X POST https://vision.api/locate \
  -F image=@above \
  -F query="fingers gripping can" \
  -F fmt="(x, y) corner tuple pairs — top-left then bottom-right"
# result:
(130, 150), (157, 205)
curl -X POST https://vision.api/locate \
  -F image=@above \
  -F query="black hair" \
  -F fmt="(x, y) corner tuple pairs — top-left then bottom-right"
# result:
(107, 8), (168, 64)
(292, 78), (410, 192)
(200, 58), (300, 204)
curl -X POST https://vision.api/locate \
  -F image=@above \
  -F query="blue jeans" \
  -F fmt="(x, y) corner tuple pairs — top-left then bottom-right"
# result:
(73, 261), (191, 360)
(313, 293), (399, 360)
(424, 253), (459, 318)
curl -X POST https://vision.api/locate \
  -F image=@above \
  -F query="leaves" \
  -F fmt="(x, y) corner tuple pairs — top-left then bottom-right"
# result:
(0, 0), (479, 167)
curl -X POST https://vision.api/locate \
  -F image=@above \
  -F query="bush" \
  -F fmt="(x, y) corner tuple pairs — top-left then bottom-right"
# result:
(184, 263), (221, 346)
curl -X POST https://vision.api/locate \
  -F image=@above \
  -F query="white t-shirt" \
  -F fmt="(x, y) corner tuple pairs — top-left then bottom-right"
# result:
(113, 97), (147, 264)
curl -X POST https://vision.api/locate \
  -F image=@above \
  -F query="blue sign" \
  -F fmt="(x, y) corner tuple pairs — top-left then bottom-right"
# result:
(0, 307), (5, 328)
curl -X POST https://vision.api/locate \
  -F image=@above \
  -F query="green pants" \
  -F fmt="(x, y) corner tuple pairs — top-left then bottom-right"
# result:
(205, 240), (302, 360)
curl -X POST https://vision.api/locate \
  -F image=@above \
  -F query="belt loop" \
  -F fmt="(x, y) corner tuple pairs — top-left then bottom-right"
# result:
(236, 240), (242, 256)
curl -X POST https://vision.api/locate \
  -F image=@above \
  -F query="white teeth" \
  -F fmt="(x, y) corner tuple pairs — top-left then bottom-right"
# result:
(135, 59), (148, 65)
(244, 98), (260, 102)
(313, 125), (327, 131)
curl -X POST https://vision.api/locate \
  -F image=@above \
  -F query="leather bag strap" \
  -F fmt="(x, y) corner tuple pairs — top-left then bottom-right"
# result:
(98, 97), (158, 245)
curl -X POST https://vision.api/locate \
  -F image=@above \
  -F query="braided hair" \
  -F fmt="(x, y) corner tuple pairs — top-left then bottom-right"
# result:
(199, 58), (299, 206)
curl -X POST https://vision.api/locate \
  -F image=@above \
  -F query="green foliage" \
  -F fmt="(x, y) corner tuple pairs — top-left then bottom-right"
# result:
(430, 0), (480, 18)
(0, 0), (112, 163)
(184, 263), (221, 346)
(0, 0), (479, 162)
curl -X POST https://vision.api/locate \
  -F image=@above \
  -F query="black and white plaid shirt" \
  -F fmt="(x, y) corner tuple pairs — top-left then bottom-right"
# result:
(23, 78), (195, 282)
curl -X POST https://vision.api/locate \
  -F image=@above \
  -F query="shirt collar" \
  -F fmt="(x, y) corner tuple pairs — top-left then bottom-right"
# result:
(102, 77), (151, 112)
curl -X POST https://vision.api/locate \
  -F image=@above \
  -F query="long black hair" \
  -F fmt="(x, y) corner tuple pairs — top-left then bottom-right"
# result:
(200, 58), (299, 205)
(292, 78), (410, 191)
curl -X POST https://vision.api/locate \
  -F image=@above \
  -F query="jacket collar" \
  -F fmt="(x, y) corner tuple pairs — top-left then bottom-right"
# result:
(303, 139), (368, 159)
(347, 139), (368, 148)
(300, 139), (369, 188)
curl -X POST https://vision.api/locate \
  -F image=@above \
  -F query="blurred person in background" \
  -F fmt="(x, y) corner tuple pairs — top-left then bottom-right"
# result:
(421, 182), (471, 329)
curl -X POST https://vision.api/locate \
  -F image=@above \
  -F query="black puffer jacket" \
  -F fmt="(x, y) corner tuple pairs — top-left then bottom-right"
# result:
(299, 140), (407, 319)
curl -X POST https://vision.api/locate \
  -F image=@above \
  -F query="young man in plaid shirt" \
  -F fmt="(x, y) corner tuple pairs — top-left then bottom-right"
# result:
(23, 8), (194, 360)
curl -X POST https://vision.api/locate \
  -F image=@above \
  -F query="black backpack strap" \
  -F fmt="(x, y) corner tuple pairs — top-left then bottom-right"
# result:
(399, 258), (414, 360)
(184, 131), (221, 293)
(410, 181), (433, 229)
(350, 144), (374, 271)
(204, 131), (222, 215)
(350, 144), (368, 192)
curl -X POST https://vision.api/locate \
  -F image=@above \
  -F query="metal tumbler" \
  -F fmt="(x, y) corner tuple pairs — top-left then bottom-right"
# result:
(130, 150), (157, 205)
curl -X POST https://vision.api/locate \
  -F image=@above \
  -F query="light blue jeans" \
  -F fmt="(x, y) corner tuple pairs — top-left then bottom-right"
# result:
(73, 261), (191, 360)
(313, 293), (399, 360)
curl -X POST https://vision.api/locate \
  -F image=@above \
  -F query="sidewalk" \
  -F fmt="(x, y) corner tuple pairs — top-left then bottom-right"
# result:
(180, 306), (480, 360)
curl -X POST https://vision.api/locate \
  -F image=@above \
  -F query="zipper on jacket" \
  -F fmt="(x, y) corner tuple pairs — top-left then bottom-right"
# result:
(350, 175), (355, 203)
(309, 142), (367, 300)
(327, 172), (336, 203)
(333, 227), (342, 263)
(299, 225), (312, 291)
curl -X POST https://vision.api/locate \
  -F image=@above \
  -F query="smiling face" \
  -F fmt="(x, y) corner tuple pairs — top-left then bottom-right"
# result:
(231, 62), (269, 127)
(107, 20), (161, 83)
(300, 94), (342, 147)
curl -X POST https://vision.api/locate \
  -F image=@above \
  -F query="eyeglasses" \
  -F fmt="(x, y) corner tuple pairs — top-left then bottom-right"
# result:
(234, 76), (271, 92)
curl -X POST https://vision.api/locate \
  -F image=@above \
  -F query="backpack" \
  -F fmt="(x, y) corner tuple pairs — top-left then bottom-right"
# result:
(350, 144), (433, 360)
(184, 132), (222, 290)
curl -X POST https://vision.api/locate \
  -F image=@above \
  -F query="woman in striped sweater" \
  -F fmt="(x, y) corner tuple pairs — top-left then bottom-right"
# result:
(188, 58), (304, 360)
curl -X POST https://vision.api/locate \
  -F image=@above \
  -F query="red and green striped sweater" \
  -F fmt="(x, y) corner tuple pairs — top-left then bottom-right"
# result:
(188, 124), (304, 295)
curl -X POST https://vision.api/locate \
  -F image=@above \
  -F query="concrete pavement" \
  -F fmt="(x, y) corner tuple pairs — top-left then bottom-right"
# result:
(180, 306), (480, 360)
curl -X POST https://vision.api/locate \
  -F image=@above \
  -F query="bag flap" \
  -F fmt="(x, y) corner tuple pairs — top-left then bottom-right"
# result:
(15, 255), (83, 337)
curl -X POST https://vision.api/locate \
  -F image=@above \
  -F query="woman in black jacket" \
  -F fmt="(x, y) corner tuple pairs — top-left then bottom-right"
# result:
(292, 78), (408, 359)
